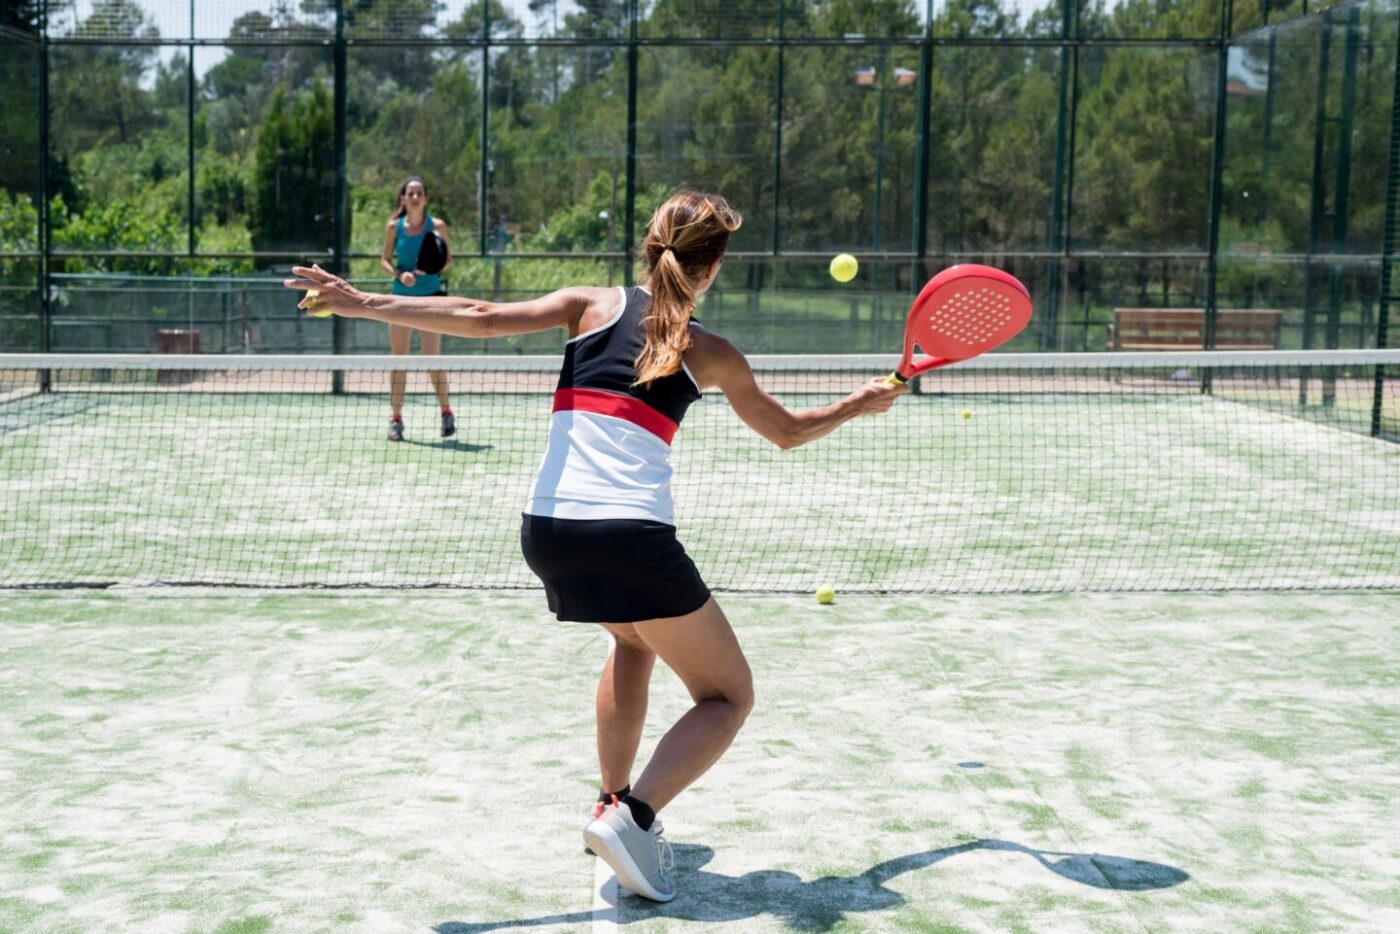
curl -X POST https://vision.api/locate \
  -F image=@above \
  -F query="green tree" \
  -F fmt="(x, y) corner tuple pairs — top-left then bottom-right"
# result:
(927, 35), (1060, 251)
(1079, 0), (1222, 39)
(48, 195), (181, 274)
(3, 1), (42, 30)
(1074, 46), (1215, 252)
(804, 0), (922, 37)
(553, 0), (629, 84)
(0, 37), (41, 210)
(49, 0), (160, 150)
(337, 0), (441, 92)
(250, 83), (338, 257)
(0, 190), (40, 252)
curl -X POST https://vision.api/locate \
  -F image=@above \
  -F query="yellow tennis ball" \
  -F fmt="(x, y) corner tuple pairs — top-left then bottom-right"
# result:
(816, 585), (836, 605)
(829, 253), (858, 283)
(306, 289), (332, 318)
(962, 409), (971, 420)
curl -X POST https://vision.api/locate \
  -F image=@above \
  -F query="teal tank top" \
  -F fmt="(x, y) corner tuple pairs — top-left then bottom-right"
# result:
(392, 214), (443, 296)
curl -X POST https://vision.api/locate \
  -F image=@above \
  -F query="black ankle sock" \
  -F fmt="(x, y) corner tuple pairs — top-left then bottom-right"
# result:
(597, 784), (630, 804)
(622, 794), (655, 831)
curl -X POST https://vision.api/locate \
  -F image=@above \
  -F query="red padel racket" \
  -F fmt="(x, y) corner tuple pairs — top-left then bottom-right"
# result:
(886, 264), (1033, 384)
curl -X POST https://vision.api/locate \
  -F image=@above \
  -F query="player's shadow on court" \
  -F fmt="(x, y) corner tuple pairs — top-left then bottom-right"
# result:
(401, 438), (492, 453)
(434, 837), (1188, 933)
(0, 395), (100, 438)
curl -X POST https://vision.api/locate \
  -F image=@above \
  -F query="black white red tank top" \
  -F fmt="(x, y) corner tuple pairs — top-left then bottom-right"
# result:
(524, 286), (702, 524)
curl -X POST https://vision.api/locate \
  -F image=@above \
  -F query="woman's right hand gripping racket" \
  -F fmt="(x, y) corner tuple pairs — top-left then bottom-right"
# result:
(887, 264), (1033, 384)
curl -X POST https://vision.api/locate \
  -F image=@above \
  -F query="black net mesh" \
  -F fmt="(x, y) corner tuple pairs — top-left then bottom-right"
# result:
(2, 350), (1397, 592)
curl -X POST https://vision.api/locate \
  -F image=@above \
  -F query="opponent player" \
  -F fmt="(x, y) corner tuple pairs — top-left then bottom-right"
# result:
(380, 175), (454, 441)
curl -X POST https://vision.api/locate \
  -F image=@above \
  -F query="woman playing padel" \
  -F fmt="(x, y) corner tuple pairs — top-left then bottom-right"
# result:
(287, 190), (905, 901)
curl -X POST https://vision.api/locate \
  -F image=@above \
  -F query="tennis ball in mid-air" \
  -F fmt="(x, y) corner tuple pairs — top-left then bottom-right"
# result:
(816, 585), (836, 605)
(829, 253), (858, 283)
(962, 409), (971, 420)
(306, 289), (333, 318)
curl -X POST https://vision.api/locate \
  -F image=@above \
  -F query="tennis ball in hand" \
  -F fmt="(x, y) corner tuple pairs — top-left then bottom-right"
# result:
(305, 289), (332, 318)
(829, 253), (858, 283)
(816, 585), (836, 605)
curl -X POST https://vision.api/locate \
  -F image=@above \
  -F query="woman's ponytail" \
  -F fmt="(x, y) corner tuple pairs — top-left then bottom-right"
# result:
(634, 191), (742, 387)
(635, 245), (699, 386)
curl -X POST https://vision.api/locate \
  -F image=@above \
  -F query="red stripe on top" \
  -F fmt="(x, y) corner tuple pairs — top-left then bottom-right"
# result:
(553, 388), (679, 445)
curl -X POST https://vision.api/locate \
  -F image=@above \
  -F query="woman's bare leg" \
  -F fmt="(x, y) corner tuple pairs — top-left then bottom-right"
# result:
(418, 329), (450, 409)
(387, 323), (412, 417)
(625, 598), (754, 813)
(596, 625), (656, 794)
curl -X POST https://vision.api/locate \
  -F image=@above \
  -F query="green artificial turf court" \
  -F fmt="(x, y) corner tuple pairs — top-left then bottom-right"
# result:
(3, 354), (1397, 930)
(2, 589), (1397, 933)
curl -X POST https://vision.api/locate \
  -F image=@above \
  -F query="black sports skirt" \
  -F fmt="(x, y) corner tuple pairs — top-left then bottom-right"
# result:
(519, 514), (712, 623)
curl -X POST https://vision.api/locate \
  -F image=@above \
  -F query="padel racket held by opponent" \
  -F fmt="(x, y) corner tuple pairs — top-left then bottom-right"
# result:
(886, 264), (1033, 384)
(416, 230), (450, 275)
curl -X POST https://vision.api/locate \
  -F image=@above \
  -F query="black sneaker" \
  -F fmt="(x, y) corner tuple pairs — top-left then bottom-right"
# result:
(441, 412), (456, 438)
(388, 418), (404, 442)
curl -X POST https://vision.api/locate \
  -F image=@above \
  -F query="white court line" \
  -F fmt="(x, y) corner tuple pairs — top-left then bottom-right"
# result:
(592, 853), (620, 932)
(592, 631), (621, 932)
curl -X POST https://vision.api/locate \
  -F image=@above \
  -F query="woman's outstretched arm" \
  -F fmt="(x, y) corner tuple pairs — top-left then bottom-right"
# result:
(285, 264), (598, 339)
(687, 330), (906, 450)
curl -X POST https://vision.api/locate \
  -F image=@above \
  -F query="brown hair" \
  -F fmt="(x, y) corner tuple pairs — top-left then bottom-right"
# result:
(390, 175), (427, 221)
(635, 190), (742, 386)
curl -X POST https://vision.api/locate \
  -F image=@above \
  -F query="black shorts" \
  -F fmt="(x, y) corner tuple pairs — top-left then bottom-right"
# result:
(519, 514), (712, 623)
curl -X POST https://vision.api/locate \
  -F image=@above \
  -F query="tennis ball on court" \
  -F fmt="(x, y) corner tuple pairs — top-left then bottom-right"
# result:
(816, 585), (836, 605)
(829, 253), (858, 283)
(962, 409), (971, 420)
(305, 289), (332, 318)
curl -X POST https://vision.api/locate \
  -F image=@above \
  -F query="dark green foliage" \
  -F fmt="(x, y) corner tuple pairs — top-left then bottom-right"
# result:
(0, 36), (40, 206)
(8, 0), (1396, 351)
(48, 195), (181, 274)
(249, 84), (338, 258)
(3, 1), (42, 31)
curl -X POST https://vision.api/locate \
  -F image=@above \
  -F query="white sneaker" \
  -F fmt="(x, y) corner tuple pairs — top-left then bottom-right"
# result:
(583, 800), (676, 902)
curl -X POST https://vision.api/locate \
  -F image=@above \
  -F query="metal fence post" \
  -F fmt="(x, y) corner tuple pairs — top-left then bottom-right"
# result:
(1201, 0), (1232, 394)
(331, 0), (348, 391)
(1372, 9), (1400, 438)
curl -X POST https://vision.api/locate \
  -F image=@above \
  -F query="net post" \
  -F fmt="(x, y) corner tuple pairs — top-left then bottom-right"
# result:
(1373, 9), (1400, 438)
(1300, 11), (1338, 409)
(1323, 4), (1362, 412)
(330, 0), (348, 396)
(478, 5), (491, 261)
(1374, 358), (1392, 440)
(1043, 0), (1077, 351)
(185, 16), (195, 258)
(770, 0), (785, 258)
(1201, 0), (1231, 397)
(37, 0), (51, 391)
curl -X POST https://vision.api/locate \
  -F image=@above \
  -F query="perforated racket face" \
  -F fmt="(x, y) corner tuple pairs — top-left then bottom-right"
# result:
(898, 265), (1032, 378)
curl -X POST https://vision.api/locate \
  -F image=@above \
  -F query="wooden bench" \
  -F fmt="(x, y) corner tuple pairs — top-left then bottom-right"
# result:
(1108, 308), (1284, 351)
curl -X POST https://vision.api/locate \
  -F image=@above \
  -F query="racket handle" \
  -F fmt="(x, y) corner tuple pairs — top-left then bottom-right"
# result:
(884, 371), (907, 386)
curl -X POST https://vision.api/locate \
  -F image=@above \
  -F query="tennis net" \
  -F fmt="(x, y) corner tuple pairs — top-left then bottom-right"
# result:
(2, 350), (1397, 592)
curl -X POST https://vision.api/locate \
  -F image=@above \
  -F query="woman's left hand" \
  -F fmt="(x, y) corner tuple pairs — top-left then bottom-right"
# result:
(285, 264), (371, 318)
